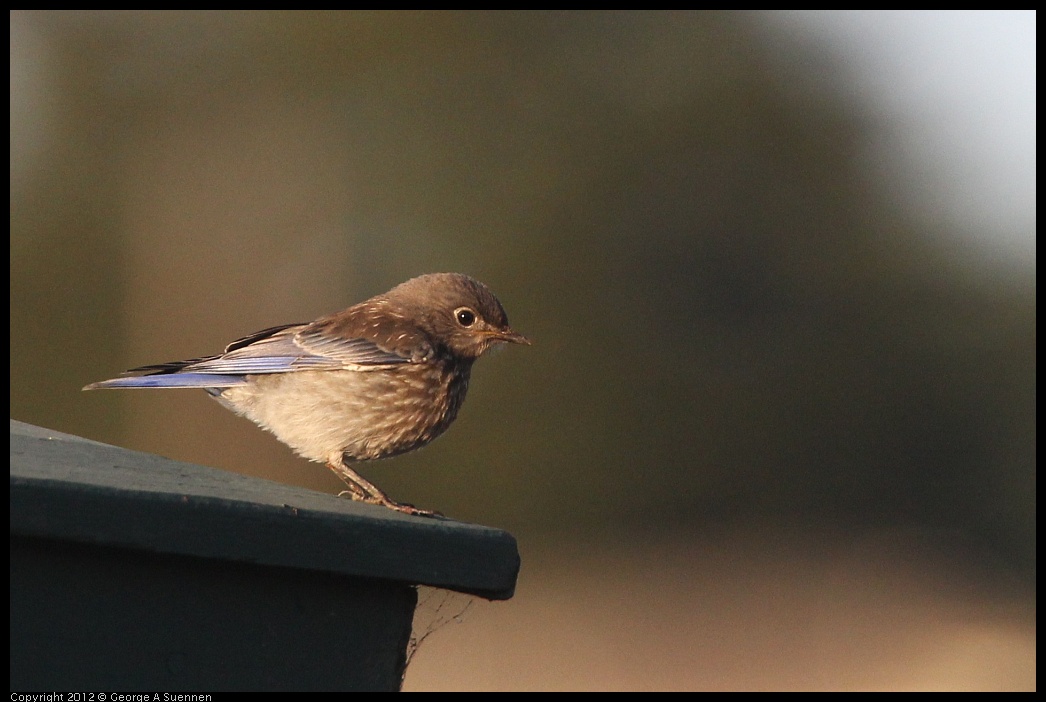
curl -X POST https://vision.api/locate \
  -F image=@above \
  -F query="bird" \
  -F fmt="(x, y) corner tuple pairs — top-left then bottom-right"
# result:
(84, 273), (529, 517)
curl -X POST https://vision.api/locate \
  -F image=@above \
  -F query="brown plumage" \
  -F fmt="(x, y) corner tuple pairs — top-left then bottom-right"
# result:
(84, 273), (530, 517)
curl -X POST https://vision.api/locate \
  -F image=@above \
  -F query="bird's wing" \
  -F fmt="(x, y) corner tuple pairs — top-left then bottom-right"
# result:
(183, 324), (412, 375)
(83, 323), (412, 391)
(293, 327), (416, 366)
(83, 373), (250, 390)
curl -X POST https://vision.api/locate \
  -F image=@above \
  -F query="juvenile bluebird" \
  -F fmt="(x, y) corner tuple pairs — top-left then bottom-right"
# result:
(84, 273), (529, 517)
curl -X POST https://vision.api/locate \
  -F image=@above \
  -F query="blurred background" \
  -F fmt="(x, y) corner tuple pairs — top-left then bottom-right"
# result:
(10, 11), (1034, 691)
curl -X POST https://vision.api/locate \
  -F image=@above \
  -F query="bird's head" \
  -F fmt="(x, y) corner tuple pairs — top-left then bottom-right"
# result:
(388, 273), (530, 360)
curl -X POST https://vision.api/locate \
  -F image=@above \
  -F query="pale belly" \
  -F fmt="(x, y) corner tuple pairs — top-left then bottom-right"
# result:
(213, 363), (471, 464)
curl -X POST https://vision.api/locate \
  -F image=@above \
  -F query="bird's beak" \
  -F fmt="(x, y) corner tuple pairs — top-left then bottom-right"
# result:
(489, 327), (531, 345)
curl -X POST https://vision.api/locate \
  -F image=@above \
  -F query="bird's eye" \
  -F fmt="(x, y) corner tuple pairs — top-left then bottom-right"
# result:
(455, 308), (477, 327)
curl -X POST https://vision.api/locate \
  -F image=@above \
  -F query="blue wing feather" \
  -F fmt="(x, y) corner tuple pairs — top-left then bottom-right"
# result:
(84, 320), (413, 391)
(83, 373), (248, 390)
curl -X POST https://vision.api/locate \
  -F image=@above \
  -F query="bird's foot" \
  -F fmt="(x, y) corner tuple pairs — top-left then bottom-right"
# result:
(335, 489), (444, 518)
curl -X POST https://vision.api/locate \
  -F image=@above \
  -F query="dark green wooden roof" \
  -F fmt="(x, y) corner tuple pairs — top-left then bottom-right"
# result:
(10, 420), (519, 600)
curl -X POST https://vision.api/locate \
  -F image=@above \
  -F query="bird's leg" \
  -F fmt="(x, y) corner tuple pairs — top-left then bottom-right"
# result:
(326, 458), (443, 518)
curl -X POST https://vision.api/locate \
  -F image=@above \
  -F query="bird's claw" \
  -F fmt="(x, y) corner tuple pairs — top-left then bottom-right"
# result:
(336, 489), (444, 518)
